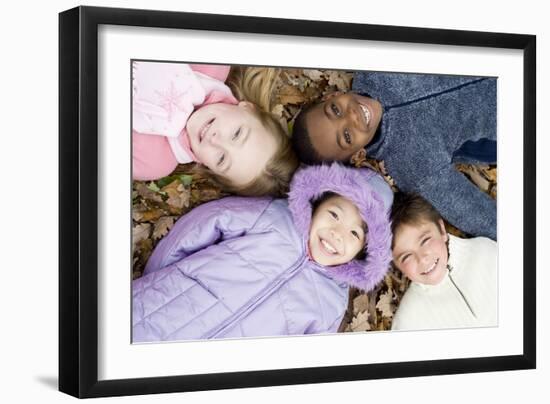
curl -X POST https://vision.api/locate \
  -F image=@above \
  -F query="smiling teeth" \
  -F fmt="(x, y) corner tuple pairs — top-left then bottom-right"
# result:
(421, 258), (439, 275)
(359, 104), (370, 125)
(321, 239), (337, 254)
(199, 119), (214, 142)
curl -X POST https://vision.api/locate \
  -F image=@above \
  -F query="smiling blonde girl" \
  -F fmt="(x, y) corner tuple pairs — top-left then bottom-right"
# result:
(133, 62), (298, 197)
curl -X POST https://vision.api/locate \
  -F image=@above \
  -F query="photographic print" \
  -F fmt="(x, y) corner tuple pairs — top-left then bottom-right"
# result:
(131, 62), (498, 343)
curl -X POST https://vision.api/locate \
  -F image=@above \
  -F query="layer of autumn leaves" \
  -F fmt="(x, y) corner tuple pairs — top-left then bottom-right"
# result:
(132, 68), (497, 332)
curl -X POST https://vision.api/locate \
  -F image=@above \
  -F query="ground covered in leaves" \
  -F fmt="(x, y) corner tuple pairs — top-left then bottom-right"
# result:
(132, 68), (497, 333)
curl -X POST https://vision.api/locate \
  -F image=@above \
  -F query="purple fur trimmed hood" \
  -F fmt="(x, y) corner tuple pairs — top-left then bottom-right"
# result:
(288, 163), (393, 292)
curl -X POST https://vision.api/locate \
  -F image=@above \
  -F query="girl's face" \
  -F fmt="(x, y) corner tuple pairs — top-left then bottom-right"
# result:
(308, 195), (366, 266)
(187, 101), (277, 186)
(305, 92), (383, 161)
(392, 219), (449, 285)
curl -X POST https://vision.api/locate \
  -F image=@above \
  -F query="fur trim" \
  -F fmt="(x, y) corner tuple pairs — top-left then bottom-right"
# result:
(288, 163), (393, 292)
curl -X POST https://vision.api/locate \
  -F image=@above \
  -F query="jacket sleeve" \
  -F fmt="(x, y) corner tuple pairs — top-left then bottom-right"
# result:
(189, 64), (231, 82)
(144, 196), (272, 275)
(132, 61), (199, 138)
(417, 166), (497, 240)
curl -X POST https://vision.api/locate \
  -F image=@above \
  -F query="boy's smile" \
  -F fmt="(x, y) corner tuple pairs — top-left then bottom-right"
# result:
(392, 219), (449, 285)
(305, 92), (383, 162)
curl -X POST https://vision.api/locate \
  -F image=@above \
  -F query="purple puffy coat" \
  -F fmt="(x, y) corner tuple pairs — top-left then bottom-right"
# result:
(132, 164), (393, 342)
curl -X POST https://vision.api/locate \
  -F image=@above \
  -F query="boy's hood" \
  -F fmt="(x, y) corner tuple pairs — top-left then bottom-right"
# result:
(288, 163), (393, 292)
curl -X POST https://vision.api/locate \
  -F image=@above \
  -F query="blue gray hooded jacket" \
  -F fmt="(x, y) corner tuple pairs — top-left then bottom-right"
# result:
(132, 164), (393, 343)
(353, 72), (497, 240)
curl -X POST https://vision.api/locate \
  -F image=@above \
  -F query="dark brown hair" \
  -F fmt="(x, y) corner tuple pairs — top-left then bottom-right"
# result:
(390, 192), (443, 247)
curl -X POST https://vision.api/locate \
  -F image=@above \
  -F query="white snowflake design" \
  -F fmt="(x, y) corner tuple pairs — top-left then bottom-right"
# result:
(155, 81), (187, 122)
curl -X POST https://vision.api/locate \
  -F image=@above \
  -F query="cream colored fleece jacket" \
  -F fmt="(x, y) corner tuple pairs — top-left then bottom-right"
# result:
(391, 235), (497, 331)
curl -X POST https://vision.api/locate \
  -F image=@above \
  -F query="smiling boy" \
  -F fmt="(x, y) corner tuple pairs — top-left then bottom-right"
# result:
(389, 193), (497, 331)
(291, 71), (497, 240)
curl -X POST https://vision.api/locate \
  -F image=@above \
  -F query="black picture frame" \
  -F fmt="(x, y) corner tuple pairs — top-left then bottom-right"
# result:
(59, 5), (536, 398)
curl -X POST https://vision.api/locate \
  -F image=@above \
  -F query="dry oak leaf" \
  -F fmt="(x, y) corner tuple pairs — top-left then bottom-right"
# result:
(482, 166), (497, 182)
(326, 70), (352, 92)
(376, 290), (395, 318)
(461, 165), (490, 192)
(353, 294), (370, 316)
(132, 223), (151, 251)
(302, 69), (324, 82)
(281, 70), (303, 87)
(350, 310), (371, 332)
(278, 84), (308, 105)
(384, 274), (394, 291)
(132, 207), (166, 223)
(135, 182), (164, 203)
(153, 216), (177, 240)
(162, 180), (190, 210)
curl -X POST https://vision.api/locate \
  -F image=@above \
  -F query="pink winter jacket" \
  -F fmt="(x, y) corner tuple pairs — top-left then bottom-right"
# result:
(132, 62), (238, 181)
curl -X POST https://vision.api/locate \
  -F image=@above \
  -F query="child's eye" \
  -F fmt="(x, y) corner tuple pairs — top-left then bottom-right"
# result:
(351, 230), (361, 240)
(420, 237), (431, 246)
(217, 153), (226, 166)
(343, 129), (352, 144)
(331, 103), (341, 116)
(401, 254), (410, 263)
(329, 210), (338, 220)
(232, 128), (241, 140)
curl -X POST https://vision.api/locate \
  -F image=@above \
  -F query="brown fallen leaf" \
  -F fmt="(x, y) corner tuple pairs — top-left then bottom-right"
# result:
(460, 165), (490, 192)
(302, 69), (324, 82)
(278, 84), (308, 105)
(353, 294), (370, 316)
(164, 184), (190, 211)
(483, 166), (497, 182)
(133, 207), (167, 223)
(376, 290), (395, 318)
(326, 70), (352, 92)
(350, 310), (371, 332)
(153, 216), (176, 240)
(384, 274), (394, 291)
(135, 182), (164, 203)
(133, 238), (154, 279)
(133, 223), (151, 251)
(281, 70), (303, 87)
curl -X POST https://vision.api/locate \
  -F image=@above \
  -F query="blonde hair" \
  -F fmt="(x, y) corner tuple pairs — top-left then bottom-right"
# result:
(196, 66), (299, 197)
